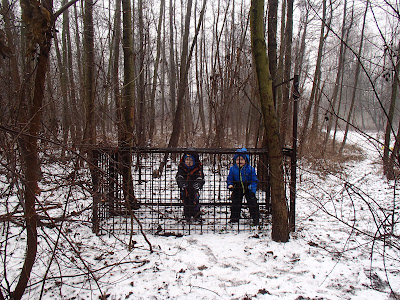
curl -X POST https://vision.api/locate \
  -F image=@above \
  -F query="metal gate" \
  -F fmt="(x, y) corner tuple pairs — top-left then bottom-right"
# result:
(92, 148), (295, 236)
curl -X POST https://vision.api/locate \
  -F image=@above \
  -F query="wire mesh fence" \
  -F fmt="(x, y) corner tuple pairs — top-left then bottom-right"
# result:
(93, 148), (295, 236)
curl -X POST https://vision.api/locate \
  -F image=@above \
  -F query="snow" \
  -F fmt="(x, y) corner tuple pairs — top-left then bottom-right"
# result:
(2, 131), (400, 299)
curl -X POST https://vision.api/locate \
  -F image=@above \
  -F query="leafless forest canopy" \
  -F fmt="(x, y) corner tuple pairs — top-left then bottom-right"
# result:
(1, 0), (398, 150)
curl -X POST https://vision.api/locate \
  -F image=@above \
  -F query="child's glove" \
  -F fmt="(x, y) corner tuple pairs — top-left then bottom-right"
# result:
(193, 182), (201, 190)
(193, 177), (203, 191)
(248, 192), (257, 200)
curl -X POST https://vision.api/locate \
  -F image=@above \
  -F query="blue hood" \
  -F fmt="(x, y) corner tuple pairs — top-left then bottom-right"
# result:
(233, 148), (249, 165)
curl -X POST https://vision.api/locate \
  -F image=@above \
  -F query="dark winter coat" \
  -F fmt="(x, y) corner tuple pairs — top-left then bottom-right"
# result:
(226, 148), (258, 194)
(176, 152), (205, 194)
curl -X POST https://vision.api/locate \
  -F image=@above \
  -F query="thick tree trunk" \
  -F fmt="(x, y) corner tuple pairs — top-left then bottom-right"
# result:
(250, 0), (289, 242)
(13, 1), (53, 298)
(121, 0), (138, 208)
(82, 0), (102, 234)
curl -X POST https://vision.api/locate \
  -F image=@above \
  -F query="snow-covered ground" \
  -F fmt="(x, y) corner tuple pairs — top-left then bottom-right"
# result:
(2, 131), (399, 299)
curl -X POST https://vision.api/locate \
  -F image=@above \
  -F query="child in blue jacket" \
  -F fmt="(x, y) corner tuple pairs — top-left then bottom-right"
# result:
(227, 148), (260, 225)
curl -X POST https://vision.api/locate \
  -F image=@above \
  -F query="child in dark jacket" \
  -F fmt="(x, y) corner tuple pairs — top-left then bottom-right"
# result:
(227, 148), (260, 225)
(176, 151), (205, 221)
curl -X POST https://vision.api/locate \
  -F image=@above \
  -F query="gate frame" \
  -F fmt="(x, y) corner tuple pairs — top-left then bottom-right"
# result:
(91, 146), (296, 235)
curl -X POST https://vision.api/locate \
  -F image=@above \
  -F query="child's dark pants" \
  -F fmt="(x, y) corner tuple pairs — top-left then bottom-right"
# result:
(230, 189), (260, 223)
(181, 189), (200, 219)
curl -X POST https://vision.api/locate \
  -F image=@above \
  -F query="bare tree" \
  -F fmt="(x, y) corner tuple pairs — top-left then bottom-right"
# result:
(279, 0), (294, 145)
(384, 41), (400, 179)
(339, 0), (369, 154)
(136, 0), (146, 146)
(250, 0), (289, 242)
(268, 0), (278, 100)
(168, 0), (177, 120)
(120, 0), (138, 209)
(153, 0), (206, 177)
(11, 0), (53, 294)
(325, 0), (354, 152)
(167, 0), (207, 148)
(298, 0), (327, 156)
(149, 0), (165, 142)
(53, 5), (70, 158)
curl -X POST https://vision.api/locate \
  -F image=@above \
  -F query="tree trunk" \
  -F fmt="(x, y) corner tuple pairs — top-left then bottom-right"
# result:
(169, 0), (177, 122)
(294, 1), (309, 77)
(339, 0), (369, 154)
(275, 0), (286, 118)
(73, 2), (84, 119)
(1, 0), (21, 124)
(153, 0), (206, 177)
(82, 0), (102, 235)
(53, 20), (70, 158)
(121, 0), (138, 208)
(280, 0), (294, 145)
(136, 0), (146, 146)
(161, 7), (167, 137)
(167, 0), (192, 148)
(149, 0), (165, 142)
(250, 0), (289, 242)
(112, 0), (121, 134)
(65, 3), (80, 143)
(324, 0), (351, 152)
(383, 40), (400, 176)
(384, 43), (400, 179)
(310, 78), (325, 139)
(267, 0), (278, 102)
(195, 18), (207, 137)
(167, 0), (206, 148)
(13, 1), (54, 298)
(298, 0), (326, 156)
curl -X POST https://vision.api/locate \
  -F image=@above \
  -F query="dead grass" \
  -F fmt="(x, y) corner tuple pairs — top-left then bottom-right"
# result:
(299, 137), (365, 177)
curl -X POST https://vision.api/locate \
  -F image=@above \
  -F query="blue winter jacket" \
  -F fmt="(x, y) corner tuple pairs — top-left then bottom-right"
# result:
(226, 148), (258, 194)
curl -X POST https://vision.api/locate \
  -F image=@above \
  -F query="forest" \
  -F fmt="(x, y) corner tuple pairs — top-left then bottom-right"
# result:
(0, 0), (399, 299)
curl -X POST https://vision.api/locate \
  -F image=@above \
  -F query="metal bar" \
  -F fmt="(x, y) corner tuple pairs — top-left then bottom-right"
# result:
(290, 74), (300, 232)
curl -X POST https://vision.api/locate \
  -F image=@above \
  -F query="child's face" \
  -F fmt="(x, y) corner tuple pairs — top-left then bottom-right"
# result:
(235, 156), (246, 168)
(185, 156), (194, 167)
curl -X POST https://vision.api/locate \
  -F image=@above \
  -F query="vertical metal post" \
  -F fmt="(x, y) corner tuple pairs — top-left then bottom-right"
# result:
(91, 149), (100, 234)
(290, 74), (300, 232)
